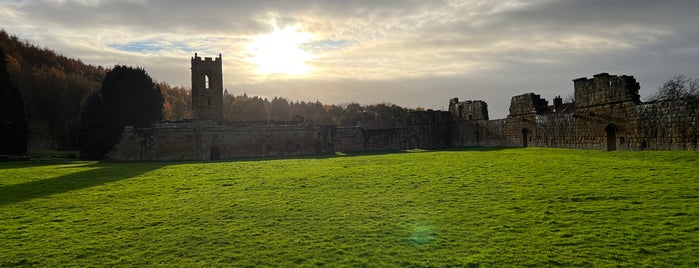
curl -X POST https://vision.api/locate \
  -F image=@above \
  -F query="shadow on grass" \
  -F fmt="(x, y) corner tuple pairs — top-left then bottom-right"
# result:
(0, 159), (84, 170)
(0, 147), (513, 205)
(0, 161), (166, 206)
(206, 146), (512, 163)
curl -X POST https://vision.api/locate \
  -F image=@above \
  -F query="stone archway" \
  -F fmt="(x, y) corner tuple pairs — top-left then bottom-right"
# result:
(210, 145), (220, 160)
(475, 131), (480, 146)
(409, 135), (420, 149)
(521, 128), (530, 148)
(605, 124), (617, 151)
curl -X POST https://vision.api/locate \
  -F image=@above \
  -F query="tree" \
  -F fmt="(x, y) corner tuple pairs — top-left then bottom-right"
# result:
(160, 82), (192, 121)
(649, 75), (698, 101)
(78, 66), (163, 159)
(0, 48), (29, 154)
(268, 97), (291, 121)
(1, 30), (105, 150)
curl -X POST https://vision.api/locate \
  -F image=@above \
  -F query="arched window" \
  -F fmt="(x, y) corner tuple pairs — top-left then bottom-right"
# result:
(204, 74), (210, 90)
(208, 98), (211, 106)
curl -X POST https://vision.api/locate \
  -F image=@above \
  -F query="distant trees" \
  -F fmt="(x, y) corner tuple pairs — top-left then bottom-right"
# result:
(79, 66), (163, 159)
(0, 48), (28, 154)
(217, 92), (411, 126)
(160, 82), (192, 121)
(649, 75), (698, 101)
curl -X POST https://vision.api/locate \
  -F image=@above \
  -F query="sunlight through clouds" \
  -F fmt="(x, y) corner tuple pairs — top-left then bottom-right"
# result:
(246, 24), (316, 76)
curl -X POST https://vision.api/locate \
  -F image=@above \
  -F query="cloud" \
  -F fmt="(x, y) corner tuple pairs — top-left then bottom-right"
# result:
(1, 0), (699, 118)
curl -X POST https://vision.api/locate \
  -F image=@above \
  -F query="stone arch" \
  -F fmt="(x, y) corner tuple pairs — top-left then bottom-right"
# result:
(409, 135), (420, 149)
(475, 130), (480, 146)
(210, 145), (220, 160)
(521, 128), (530, 148)
(604, 124), (617, 151)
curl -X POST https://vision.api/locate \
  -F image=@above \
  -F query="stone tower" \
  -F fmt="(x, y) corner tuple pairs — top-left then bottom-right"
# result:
(191, 53), (223, 122)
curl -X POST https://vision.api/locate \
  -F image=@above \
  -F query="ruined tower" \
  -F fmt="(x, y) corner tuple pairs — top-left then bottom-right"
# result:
(191, 53), (223, 122)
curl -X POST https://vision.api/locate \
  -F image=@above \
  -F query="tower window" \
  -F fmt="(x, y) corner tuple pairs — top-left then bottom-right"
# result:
(208, 98), (211, 106)
(204, 74), (210, 89)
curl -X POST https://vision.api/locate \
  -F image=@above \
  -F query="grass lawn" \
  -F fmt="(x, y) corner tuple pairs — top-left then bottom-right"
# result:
(1, 148), (698, 267)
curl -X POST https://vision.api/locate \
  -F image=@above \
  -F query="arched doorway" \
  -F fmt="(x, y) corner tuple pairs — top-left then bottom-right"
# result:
(409, 135), (419, 149)
(475, 131), (480, 146)
(521, 128), (530, 148)
(210, 146), (220, 160)
(605, 124), (617, 151)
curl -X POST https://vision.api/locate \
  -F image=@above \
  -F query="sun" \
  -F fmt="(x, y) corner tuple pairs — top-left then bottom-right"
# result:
(247, 24), (315, 76)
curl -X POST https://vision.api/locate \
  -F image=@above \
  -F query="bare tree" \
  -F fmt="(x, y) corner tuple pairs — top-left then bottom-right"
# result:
(649, 75), (699, 101)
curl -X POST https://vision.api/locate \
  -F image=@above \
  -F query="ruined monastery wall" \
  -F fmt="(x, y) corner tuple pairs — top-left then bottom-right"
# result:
(105, 57), (698, 162)
(635, 98), (698, 150)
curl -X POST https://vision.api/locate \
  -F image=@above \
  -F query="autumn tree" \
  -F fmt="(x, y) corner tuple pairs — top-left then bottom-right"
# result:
(1, 30), (104, 149)
(0, 48), (28, 154)
(78, 66), (163, 159)
(160, 82), (192, 121)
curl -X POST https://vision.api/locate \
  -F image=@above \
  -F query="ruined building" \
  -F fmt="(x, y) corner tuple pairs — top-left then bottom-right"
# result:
(191, 53), (224, 122)
(450, 73), (698, 151)
(106, 57), (698, 161)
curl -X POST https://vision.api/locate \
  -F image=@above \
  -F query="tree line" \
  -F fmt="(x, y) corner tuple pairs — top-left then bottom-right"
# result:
(1, 30), (105, 150)
(157, 83), (412, 126)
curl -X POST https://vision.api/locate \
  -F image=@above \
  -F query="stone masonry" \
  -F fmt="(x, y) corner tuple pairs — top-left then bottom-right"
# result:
(451, 73), (698, 151)
(105, 57), (698, 161)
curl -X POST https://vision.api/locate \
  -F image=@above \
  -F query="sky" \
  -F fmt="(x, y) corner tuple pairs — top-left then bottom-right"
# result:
(2, 0), (698, 118)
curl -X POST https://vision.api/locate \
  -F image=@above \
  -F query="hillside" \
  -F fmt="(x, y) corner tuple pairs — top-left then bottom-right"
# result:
(0, 30), (106, 150)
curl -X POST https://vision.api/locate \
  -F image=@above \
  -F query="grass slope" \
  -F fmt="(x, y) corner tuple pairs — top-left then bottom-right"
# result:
(1, 148), (698, 267)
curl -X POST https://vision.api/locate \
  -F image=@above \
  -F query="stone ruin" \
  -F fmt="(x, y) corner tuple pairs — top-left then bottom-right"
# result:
(451, 73), (698, 151)
(105, 56), (699, 161)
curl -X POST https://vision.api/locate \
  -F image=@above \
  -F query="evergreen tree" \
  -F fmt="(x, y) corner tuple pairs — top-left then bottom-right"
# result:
(0, 48), (29, 154)
(78, 66), (163, 159)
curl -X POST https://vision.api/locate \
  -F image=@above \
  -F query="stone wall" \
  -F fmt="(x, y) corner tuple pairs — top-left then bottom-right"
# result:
(333, 127), (364, 152)
(108, 72), (699, 161)
(450, 119), (508, 147)
(449, 98), (489, 120)
(509, 93), (549, 116)
(107, 121), (337, 161)
(635, 98), (698, 150)
(363, 110), (452, 150)
(449, 73), (698, 151)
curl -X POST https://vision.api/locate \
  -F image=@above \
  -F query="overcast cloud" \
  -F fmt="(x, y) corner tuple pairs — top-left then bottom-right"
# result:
(2, 0), (698, 118)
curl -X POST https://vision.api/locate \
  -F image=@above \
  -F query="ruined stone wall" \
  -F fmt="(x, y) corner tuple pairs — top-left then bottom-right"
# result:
(108, 121), (339, 161)
(450, 119), (508, 147)
(635, 98), (698, 150)
(333, 127), (364, 152)
(364, 128), (405, 150)
(449, 98), (489, 120)
(195, 125), (334, 160)
(532, 114), (577, 148)
(109, 67), (699, 161)
(509, 93), (549, 116)
(361, 110), (451, 151)
(574, 73), (640, 109)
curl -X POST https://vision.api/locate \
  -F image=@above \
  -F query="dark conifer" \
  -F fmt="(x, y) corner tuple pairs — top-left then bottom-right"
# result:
(0, 48), (29, 154)
(78, 65), (163, 159)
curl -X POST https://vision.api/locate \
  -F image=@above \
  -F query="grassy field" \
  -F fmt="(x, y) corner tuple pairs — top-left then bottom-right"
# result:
(1, 148), (698, 267)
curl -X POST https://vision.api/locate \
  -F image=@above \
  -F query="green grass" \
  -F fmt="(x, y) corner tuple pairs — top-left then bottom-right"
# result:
(1, 148), (698, 267)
